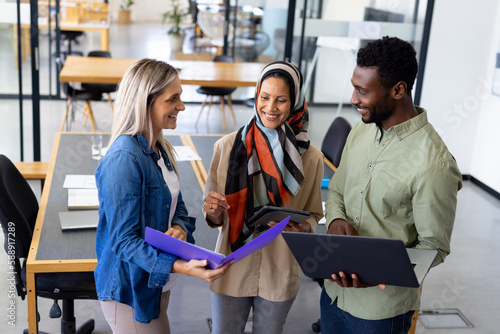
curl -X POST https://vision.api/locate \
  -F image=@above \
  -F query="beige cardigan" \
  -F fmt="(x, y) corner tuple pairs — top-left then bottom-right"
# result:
(204, 132), (324, 301)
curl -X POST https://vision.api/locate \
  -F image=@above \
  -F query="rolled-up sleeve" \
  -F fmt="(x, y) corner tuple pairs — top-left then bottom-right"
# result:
(412, 159), (463, 266)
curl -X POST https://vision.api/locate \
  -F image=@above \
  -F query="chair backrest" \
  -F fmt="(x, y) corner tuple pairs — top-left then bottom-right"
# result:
(213, 55), (234, 63)
(254, 31), (271, 53)
(87, 50), (112, 58)
(82, 51), (118, 93)
(0, 155), (38, 259)
(188, 0), (199, 24)
(55, 57), (72, 97)
(321, 117), (352, 168)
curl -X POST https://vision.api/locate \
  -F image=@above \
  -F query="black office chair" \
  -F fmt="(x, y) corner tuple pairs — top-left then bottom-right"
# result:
(321, 116), (352, 174)
(187, 0), (202, 38)
(0, 154), (97, 334)
(56, 57), (102, 132)
(60, 30), (84, 59)
(81, 50), (118, 113)
(195, 55), (237, 130)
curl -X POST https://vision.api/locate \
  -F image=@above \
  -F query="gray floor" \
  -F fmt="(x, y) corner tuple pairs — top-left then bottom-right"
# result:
(1, 23), (499, 334)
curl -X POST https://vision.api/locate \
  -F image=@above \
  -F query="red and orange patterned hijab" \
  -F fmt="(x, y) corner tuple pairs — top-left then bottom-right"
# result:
(225, 61), (310, 251)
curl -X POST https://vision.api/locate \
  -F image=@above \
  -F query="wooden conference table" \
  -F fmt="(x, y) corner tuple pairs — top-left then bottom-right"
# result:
(59, 55), (265, 87)
(25, 132), (220, 334)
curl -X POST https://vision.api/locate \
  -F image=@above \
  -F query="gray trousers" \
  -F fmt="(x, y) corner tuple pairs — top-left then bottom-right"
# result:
(211, 292), (296, 334)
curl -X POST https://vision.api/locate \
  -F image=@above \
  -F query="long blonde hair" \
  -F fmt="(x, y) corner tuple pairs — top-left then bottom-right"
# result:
(110, 58), (178, 172)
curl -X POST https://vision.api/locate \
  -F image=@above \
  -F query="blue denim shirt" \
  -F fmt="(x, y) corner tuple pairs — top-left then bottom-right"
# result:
(94, 134), (195, 324)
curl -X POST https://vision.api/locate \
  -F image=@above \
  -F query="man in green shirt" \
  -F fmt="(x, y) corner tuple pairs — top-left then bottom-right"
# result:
(321, 36), (463, 333)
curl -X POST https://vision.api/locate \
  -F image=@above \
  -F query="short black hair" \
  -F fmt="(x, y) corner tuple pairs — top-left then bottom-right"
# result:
(357, 36), (418, 93)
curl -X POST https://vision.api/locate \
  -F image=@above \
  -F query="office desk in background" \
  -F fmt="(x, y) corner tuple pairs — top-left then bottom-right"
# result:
(26, 132), (217, 334)
(13, 21), (110, 66)
(4, 1), (110, 66)
(59, 56), (265, 87)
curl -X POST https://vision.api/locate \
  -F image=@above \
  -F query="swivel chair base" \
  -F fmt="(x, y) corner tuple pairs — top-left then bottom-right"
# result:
(22, 300), (95, 334)
(22, 319), (94, 334)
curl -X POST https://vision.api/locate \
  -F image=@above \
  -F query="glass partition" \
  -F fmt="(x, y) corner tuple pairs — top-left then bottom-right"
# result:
(194, 0), (275, 63)
(0, 0), (33, 161)
(292, 0), (431, 106)
(1, 0), (110, 161)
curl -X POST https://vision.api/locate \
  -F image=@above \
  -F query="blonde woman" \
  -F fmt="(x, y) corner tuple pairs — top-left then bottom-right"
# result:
(94, 59), (230, 334)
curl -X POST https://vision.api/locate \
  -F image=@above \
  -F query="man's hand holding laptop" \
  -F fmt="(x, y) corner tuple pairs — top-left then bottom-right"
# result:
(327, 219), (387, 290)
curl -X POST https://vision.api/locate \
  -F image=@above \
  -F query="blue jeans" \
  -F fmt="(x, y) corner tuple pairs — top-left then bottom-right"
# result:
(211, 292), (295, 334)
(320, 287), (415, 334)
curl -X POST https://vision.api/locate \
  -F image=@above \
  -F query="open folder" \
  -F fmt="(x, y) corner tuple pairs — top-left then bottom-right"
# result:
(145, 216), (290, 269)
(282, 232), (438, 288)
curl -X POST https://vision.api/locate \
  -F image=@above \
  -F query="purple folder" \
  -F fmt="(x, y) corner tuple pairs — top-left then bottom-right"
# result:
(145, 216), (290, 269)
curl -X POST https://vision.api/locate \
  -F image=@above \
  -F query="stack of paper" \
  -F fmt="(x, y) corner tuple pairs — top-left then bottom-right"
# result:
(173, 146), (201, 161)
(67, 188), (99, 209)
(63, 174), (99, 209)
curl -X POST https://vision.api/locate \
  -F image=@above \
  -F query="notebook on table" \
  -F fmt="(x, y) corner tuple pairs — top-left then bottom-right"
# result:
(282, 232), (437, 288)
(59, 210), (99, 230)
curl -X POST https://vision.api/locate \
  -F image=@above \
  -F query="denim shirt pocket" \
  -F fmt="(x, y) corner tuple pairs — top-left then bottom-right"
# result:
(368, 171), (407, 216)
(144, 183), (160, 219)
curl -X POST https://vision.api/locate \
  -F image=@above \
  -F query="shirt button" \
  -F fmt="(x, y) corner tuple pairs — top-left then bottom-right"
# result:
(398, 136), (402, 140)
(355, 216), (359, 221)
(155, 283), (159, 287)
(360, 191), (363, 194)
(166, 204), (170, 208)
(368, 164), (372, 168)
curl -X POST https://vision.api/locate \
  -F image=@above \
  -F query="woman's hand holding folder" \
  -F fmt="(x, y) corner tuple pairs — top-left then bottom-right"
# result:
(172, 259), (232, 283)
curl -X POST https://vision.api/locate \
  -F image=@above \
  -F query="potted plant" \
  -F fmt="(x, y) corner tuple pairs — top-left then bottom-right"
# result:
(118, 0), (134, 24)
(162, 0), (190, 52)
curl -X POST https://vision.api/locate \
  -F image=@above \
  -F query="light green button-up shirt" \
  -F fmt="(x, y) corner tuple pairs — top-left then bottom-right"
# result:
(324, 107), (462, 320)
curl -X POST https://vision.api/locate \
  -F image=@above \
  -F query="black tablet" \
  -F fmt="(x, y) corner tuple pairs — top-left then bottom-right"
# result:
(248, 206), (311, 227)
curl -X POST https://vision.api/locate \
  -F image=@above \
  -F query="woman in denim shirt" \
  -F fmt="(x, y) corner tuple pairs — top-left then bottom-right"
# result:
(95, 59), (230, 334)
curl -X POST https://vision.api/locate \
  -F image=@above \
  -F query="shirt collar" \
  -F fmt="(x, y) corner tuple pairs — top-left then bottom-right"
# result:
(135, 134), (167, 161)
(384, 106), (428, 141)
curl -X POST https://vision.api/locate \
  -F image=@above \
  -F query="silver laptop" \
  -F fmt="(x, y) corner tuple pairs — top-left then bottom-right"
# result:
(59, 210), (99, 230)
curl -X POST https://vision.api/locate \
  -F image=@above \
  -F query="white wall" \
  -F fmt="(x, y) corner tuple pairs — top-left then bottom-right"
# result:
(420, 0), (500, 193)
(469, 3), (500, 193)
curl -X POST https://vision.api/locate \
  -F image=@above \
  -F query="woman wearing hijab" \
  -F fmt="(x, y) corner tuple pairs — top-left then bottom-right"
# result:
(202, 61), (324, 334)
